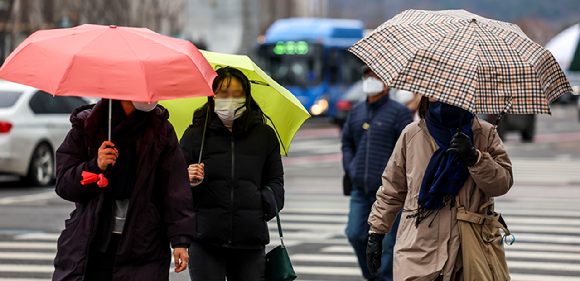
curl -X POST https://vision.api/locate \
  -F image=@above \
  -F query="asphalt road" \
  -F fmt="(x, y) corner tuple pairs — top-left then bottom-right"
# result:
(1, 105), (579, 280)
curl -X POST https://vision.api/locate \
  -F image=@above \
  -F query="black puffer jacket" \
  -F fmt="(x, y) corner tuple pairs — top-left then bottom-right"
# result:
(180, 113), (284, 249)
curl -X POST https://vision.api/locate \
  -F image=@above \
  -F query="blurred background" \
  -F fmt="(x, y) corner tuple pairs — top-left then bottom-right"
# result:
(1, 1), (580, 280)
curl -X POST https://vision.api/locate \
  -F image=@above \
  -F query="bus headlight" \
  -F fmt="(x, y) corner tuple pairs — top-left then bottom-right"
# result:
(310, 98), (329, 116)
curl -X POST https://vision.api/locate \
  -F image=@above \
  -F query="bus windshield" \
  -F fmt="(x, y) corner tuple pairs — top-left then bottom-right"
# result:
(257, 43), (324, 87)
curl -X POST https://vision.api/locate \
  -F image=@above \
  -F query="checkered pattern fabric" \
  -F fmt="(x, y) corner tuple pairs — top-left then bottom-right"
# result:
(349, 9), (572, 114)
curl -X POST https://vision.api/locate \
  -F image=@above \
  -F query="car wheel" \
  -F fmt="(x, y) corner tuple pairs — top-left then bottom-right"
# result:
(27, 143), (55, 186)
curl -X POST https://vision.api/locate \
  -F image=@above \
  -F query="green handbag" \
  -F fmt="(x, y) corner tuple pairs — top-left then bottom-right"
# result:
(265, 186), (297, 281)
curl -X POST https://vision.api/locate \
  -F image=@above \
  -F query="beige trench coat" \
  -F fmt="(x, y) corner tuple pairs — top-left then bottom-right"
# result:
(368, 117), (513, 281)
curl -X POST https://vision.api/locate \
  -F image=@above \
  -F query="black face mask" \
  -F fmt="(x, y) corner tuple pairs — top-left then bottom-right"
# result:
(428, 101), (473, 126)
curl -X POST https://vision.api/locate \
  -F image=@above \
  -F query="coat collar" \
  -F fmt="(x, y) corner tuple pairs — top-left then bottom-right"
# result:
(418, 116), (484, 135)
(366, 93), (390, 110)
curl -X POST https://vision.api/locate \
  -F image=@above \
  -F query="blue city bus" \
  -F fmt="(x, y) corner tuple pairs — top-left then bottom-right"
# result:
(255, 18), (365, 121)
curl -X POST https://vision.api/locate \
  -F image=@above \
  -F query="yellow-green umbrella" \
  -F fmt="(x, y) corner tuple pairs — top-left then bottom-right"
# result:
(160, 50), (311, 156)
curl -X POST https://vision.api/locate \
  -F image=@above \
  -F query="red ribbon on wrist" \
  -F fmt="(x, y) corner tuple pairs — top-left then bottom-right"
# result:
(81, 171), (108, 188)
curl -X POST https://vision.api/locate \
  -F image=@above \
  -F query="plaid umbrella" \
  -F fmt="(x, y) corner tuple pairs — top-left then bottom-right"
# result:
(348, 9), (572, 115)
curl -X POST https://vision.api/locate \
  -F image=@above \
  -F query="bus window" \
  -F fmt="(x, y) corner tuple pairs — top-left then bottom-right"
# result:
(257, 43), (324, 87)
(343, 52), (364, 86)
(329, 49), (339, 85)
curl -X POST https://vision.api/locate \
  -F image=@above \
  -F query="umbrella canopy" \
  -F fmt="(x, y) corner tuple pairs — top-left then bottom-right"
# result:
(0, 24), (216, 102)
(160, 50), (311, 156)
(349, 9), (572, 115)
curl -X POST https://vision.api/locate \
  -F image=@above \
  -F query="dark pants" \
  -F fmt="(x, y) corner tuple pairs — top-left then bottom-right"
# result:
(346, 190), (401, 281)
(188, 241), (266, 281)
(84, 233), (121, 281)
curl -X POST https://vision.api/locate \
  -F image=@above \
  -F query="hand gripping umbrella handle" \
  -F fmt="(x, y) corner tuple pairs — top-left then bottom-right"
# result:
(191, 108), (209, 185)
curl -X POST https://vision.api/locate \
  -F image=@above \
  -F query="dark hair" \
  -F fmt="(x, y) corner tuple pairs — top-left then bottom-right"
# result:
(418, 96), (430, 119)
(192, 66), (265, 135)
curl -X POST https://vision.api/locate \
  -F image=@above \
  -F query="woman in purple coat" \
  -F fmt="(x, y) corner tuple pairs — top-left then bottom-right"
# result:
(52, 99), (195, 281)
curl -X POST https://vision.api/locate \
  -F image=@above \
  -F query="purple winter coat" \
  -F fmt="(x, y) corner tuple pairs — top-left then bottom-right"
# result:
(52, 101), (195, 281)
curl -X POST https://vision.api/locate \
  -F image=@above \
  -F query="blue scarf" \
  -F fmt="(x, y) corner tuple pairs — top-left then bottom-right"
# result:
(408, 101), (474, 227)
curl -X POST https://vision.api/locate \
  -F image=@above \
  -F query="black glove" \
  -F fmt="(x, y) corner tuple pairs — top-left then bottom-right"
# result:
(447, 131), (479, 166)
(366, 233), (385, 275)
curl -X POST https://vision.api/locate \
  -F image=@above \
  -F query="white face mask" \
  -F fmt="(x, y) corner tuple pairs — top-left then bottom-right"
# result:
(363, 77), (385, 96)
(214, 98), (247, 121)
(132, 101), (158, 112)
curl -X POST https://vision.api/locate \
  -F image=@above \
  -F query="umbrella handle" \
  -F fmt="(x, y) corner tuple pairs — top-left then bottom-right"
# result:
(191, 108), (209, 185)
(108, 99), (112, 141)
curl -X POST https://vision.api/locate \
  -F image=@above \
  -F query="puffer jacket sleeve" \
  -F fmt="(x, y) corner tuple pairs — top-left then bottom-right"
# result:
(159, 123), (195, 248)
(341, 109), (356, 174)
(55, 127), (104, 203)
(368, 126), (409, 234)
(468, 126), (513, 197)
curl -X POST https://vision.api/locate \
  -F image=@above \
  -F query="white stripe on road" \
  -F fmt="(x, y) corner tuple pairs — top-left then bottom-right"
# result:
(510, 274), (580, 281)
(509, 243), (580, 253)
(0, 192), (58, 205)
(268, 222), (344, 231)
(501, 217), (580, 226)
(282, 208), (349, 215)
(508, 261), (580, 272)
(0, 279), (51, 281)
(291, 254), (357, 263)
(321, 246), (354, 253)
(0, 242), (56, 249)
(0, 264), (54, 273)
(293, 266), (361, 276)
(277, 214), (348, 223)
(0, 252), (55, 260)
(508, 224), (580, 234)
(14, 233), (60, 241)
(506, 251), (580, 261)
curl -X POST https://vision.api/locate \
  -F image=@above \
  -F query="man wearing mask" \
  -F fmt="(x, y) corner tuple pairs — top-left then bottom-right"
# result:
(342, 66), (413, 281)
(53, 99), (194, 281)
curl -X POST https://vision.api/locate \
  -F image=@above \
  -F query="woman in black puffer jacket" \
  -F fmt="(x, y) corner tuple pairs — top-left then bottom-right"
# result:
(180, 67), (284, 281)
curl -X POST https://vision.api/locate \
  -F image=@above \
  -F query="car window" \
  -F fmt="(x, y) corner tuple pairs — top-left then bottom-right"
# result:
(63, 96), (89, 112)
(29, 91), (71, 114)
(0, 91), (22, 108)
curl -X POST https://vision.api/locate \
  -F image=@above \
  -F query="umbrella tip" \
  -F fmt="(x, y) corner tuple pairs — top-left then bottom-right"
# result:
(109, 25), (117, 29)
(470, 19), (476, 23)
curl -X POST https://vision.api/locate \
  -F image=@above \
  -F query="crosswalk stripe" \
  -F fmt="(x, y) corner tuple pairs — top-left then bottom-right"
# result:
(502, 217), (580, 226)
(0, 252), (55, 260)
(510, 274), (580, 281)
(291, 254), (357, 263)
(0, 265), (53, 273)
(505, 251), (580, 261)
(14, 233), (60, 241)
(508, 243), (580, 253)
(508, 224), (580, 234)
(0, 279), (51, 281)
(0, 242), (56, 249)
(293, 266), (361, 276)
(321, 246), (353, 253)
(507, 261), (580, 272)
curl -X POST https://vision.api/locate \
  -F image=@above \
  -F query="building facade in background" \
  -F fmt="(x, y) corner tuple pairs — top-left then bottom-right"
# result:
(183, 0), (328, 55)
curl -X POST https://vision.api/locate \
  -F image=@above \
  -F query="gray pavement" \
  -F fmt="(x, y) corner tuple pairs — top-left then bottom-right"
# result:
(0, 105), (580, 280)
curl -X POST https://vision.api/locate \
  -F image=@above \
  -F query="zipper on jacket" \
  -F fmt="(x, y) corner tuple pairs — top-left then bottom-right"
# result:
(229, 135), (235, 244)
(364, 108), (373, 192)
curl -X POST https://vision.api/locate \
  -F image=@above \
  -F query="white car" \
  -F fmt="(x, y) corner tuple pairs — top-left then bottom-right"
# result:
(0, 81), (89, 186)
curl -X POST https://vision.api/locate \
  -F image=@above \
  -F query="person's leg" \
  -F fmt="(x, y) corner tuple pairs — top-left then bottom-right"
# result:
(345, 190), (375, 280)
(378, 211), (401, 281)
(225, 247), (266, 281)
(188, 241), (226, 281)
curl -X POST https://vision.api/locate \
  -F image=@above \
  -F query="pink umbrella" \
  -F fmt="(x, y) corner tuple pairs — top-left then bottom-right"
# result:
(0, 24), (216, 139)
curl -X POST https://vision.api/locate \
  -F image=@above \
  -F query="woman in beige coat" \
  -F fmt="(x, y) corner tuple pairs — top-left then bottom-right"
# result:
(366, 97), (513, 281)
